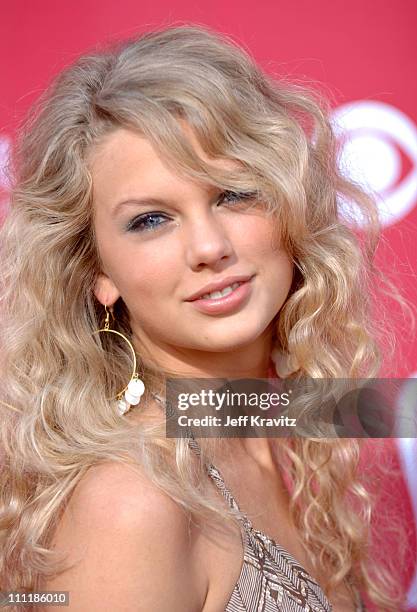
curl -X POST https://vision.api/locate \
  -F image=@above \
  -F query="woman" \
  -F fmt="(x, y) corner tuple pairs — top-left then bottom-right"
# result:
(0, 24), (411, 611)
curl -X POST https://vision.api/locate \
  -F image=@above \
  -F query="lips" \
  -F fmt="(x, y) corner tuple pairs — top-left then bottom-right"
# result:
(187, 276), (254, 315)
(185, 275), (255, 302)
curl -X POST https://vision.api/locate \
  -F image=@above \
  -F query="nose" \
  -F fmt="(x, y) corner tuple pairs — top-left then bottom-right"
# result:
(185, 210), (234, 271)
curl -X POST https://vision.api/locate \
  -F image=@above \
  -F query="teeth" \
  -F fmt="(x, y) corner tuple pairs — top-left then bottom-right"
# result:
(201, 282), (241, 300)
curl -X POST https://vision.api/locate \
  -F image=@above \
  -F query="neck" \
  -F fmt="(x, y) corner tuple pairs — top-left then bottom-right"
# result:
(130, 324), (281, 468)
(212, 435), (279, 478)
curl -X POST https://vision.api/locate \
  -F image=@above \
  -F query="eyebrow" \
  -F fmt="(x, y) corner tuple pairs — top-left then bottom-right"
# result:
(111, 197), (171, 217)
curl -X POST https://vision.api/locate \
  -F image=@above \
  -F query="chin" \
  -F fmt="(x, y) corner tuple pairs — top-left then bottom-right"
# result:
(197, 331), (264, 353)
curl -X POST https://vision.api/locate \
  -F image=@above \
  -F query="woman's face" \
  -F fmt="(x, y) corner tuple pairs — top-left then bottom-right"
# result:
(90, 125), (294, 374)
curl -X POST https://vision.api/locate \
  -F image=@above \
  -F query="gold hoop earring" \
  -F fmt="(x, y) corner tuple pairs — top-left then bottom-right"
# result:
(93, 304), (145, 415)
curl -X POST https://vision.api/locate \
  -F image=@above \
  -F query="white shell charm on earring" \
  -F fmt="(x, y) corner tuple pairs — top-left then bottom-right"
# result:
(117, 376), (145, 415)
(125, 377), (145, 406)
(117, 398), (130, 415)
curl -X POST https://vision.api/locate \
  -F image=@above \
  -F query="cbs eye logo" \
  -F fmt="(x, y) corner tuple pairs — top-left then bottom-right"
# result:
(331, 100), (417, 228)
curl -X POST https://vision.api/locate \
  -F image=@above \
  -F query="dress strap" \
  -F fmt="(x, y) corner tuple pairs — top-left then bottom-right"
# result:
(151, 391), (253, 531)
(188, 436), (254, 531)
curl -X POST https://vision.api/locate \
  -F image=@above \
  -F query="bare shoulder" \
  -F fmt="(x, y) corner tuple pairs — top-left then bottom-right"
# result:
(43, 460), (207, 611)
(66, 459), (182, 530)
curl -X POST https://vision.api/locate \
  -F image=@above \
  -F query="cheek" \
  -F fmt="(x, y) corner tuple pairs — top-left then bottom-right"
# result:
(268, 250), (294, 290)
(115, 242), (181, 304)
(234, 215), (283, 259)
(237, 217), (293, 293)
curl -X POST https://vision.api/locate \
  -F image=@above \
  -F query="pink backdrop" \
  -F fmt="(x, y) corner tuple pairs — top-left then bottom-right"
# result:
(1, 1), (416, 608)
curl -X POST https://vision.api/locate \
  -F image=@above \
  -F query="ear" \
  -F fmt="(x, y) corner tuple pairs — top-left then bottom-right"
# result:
(93, 272), (121, 307)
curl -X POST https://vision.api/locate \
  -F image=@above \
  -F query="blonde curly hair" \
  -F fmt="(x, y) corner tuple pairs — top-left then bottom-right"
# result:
(0, 23), (414, 611)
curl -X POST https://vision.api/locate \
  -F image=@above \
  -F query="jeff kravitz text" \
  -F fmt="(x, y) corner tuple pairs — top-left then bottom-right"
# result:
(178, 414), (297, 427)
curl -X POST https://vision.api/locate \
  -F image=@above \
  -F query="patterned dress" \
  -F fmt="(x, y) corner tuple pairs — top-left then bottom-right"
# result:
(187, 438), (365, 612)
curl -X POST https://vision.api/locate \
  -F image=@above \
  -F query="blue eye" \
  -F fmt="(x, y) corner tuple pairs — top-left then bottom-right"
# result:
(126, 212), (168, 233)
